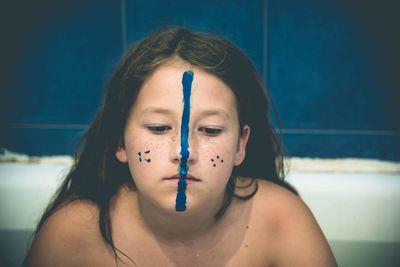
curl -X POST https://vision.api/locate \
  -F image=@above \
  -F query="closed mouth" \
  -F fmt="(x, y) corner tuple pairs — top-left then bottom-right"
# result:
(164, 174), (201, 182)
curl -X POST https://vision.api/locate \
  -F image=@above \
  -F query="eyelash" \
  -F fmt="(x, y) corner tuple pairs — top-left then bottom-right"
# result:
(146, 125), (222, 136)
(147, 125), (172, 134)
(199, 127), (222, 136)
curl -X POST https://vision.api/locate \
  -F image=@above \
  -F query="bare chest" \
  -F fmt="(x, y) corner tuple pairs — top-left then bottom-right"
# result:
(102, 182), (276, 267)
(111, 230), (273, 267)
(110, 212), (275, 266)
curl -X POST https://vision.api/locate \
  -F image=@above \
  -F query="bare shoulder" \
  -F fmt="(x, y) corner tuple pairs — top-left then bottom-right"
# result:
(253, 179), (337, 267)
(24, 199), (115, 267)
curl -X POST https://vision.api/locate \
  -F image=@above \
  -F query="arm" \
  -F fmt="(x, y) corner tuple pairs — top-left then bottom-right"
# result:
(24, 201), (114, 267)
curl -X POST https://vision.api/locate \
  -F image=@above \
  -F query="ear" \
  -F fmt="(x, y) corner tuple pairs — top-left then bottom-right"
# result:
(234, 125), (250, 166)
(116, 147), (128, 163)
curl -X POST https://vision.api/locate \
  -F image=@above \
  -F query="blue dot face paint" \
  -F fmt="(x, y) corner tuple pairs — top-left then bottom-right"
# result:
(175, 70), (194, 212)
(211, 156), (224, 167)
(137, 150), (151, 163)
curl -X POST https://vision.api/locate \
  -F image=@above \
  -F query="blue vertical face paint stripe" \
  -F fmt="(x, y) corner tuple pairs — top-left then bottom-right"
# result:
(176, 70), (194, 212)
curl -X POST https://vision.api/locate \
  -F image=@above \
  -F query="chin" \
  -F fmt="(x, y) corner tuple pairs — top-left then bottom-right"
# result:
(149, 195), (205, 214)
(138, 184), (220, 214)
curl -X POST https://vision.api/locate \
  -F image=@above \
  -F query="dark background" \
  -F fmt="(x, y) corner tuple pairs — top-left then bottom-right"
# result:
(1, 0), (399, 160)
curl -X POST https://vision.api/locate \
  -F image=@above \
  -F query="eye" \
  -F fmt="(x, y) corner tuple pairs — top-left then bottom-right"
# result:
(147, 125), (172, 134)
(199, 127), (223, 136)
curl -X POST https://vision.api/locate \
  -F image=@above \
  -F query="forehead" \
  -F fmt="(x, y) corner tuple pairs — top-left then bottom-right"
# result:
(132, 63), (237, 117)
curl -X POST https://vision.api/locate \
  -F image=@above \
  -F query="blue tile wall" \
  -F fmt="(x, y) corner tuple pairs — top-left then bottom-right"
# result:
(124, 0), (264, 74)
(3, 1), (122, 124)
(267, 0), (399, 159)
(1, 0), (399, 160)
(2, 0), (122, 155)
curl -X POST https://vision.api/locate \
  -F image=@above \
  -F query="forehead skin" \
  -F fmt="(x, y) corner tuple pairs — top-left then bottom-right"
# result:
(131, 62), (239, 127)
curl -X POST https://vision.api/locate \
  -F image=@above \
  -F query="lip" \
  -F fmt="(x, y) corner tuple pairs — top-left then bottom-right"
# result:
(164, 173), (201, 184)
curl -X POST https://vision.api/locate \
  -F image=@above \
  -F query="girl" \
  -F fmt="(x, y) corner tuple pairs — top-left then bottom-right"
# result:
(24, 27), (337, 267)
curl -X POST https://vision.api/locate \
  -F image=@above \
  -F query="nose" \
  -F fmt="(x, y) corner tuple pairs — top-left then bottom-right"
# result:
(169, 131), (198, 166)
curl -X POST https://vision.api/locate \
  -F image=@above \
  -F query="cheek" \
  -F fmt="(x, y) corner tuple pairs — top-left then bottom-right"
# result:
(131, 143), (163, 166)
(204, 142), (236, 173)
(126, 138), (167, 181)
(128, 144), (164, 189)
(209, 154), (225, 168)
(202, 147), (235, 193)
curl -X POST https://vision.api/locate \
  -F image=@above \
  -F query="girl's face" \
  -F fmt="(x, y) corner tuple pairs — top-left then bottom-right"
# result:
(116, 61), (250, 213)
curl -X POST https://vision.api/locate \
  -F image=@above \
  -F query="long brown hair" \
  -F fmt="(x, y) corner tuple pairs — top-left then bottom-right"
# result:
(29, 26), (296, 265)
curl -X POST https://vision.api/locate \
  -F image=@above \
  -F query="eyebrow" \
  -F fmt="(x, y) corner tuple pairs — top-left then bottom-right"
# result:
(198, 109), (230, 119)
(140, 107), (230, 119)
(141, 107), (173, 116)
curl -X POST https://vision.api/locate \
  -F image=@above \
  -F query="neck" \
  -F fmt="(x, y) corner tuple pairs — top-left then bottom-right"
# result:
(136, 193), (225, 243)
